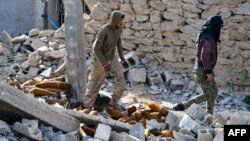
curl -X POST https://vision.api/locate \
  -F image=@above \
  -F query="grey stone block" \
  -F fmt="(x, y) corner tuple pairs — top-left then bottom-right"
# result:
(123, 135), (141, 141)
(186, 103), (206, 121)
(13, 119), (43, 141)
(147, 72), (163, 86)
(127, 68), (146, 82)
(129, 123), (145, 141)
(170, 79), (185, 91)
(94, 124), (111, 141)
(198, 129), (214, 141)
(109, 131), (125, 141)
(165, 111), (185, 130)
(0, 120), (11, 134)
(122, 51), (139, 72)
(213, 131), (223, 141)
(179, 114), (209, 135)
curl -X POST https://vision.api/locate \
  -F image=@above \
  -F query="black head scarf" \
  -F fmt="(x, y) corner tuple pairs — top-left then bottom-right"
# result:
(197, 15), (223, 43)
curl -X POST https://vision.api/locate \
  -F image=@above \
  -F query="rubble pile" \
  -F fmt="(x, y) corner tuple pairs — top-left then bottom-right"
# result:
(84, 0), (250, 88)
(0, 0), (250, 140)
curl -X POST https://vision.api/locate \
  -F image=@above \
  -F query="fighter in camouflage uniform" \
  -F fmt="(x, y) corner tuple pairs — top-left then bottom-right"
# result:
(174, 16), (223, 115)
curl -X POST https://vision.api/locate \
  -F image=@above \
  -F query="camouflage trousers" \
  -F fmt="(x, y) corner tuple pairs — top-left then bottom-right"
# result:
(183, 66), (218, 114)
(84, 56), (126, 108)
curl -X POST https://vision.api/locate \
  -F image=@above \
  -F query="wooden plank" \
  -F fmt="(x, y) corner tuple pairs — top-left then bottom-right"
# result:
(0, 83), (80, 133)
(65, 109), (132, 132)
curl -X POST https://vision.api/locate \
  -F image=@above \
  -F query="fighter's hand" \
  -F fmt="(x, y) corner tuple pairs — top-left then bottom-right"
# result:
(120, 57), (126, 64)
(103, 63), (111, 72)
(207, 74), (214, 81)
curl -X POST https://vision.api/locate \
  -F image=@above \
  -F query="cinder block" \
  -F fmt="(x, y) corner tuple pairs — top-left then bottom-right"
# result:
(94, 124), (111, 141)
(127, 68), (146, 82)
(123, 135), (141, 141)
(164, 70), (173, 85)
(27, 67), (39, 77)
(165, 111), (185, 130)
(198, 129), (213, 141)
(122, 51), (139, 72)
(198, 129), (216, 138)
(170, 79), (185, 91)
(179, 114), (209, 135)
(109, 131), (125, 141)
(129, 123), (145, 141)
(147, 72), (163, 86)
(186, 103), (206, 121)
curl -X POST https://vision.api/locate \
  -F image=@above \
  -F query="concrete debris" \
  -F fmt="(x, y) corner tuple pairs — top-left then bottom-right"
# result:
(0, 0), (250, 140)
(13, 119), (43, 140)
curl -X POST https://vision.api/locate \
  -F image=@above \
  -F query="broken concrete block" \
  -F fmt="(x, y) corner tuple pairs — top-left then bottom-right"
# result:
(44, 48), (66, 59)
(129, 123), (145, 141)
(30, 38), (47, 50)
(170, 79), (185, 91)
(16, 72), (31, 82)
(21, 60), (30, 70)
(213, 131), (223, 141)
(39, 29), (55, 37)
(1, 30), (13, 48)
(127, 68), (146, 82)
(49, 41), (59, 49)
(228, 111), (250, 124)
(110, 131), (125, 141)
(28, 51), (42, 67)
(203, 114), (213, 126)
(165, 111), (185, 130)
(173, 131), (196, 141)
(0, 120), (11, 135)
(54, 30), (65, 39)
(179, 114), (209, 134)
(186, 103), (206, 121)
(124, 135), (141, 141)
(164, 70), (173, 85)
(161, 101), (175, 110)
(40, 67), (52, 77)
(0, 42), (12, 55)
(0, 137), (8, 141)
(146, 119), (164, 130)
(65, 132), (78, 141)
(29, 28), (40, 37)
(27, 67), (39, 77)
(122, 51), (139, 72)
(147, 72), (163, 86)
(37, 46), (49, 54)
(198, 129), (213, 141)
(12, 35), (28, 44)
(23, 39), (31, 46)
(94, 124), (111, 141)
(13, 119), (43, 141)
(10, 63), (21, 74)
(199, 129), (216, 138)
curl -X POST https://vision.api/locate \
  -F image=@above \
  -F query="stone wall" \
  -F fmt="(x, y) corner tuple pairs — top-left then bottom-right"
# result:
(83, 0), (250, 88)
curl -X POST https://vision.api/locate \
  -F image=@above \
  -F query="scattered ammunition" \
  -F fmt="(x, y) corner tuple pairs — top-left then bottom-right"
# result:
(81, 125), (95, 137)
(29, 87), (56, 96)
(145, 128), (151, 138)
(35, 81), (70, 91)
(126, 105), (136, 116)
(106, 107), (129, 120)
(89, 110), (98, 115)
